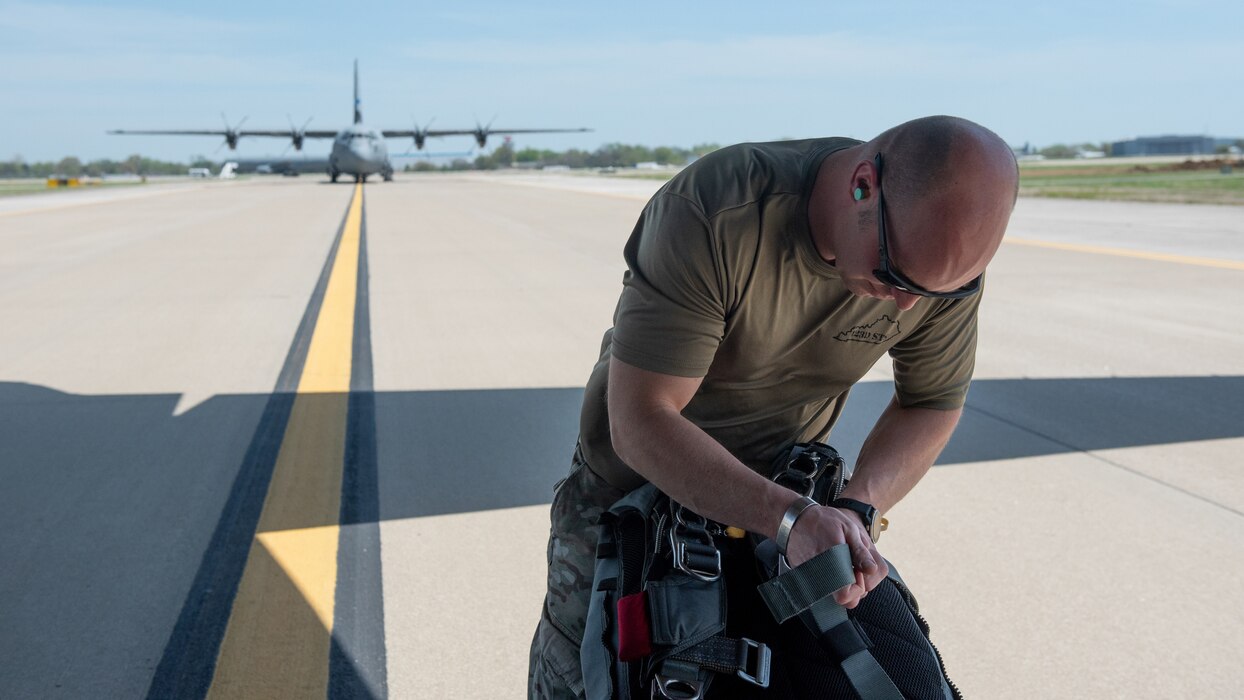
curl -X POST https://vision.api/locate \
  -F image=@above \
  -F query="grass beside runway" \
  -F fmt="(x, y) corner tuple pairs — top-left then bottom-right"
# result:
(1018, 160), (1244, 205)
(585, 157), (1244, 206)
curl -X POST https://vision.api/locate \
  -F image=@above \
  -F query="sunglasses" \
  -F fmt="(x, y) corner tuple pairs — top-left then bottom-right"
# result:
(872, 153), (981, 299)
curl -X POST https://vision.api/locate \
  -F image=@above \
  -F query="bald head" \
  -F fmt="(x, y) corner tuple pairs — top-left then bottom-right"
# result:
(866, 115), (1018, 293)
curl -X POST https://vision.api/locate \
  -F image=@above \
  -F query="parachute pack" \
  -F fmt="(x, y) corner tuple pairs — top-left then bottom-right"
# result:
(580, 443), (961, 699)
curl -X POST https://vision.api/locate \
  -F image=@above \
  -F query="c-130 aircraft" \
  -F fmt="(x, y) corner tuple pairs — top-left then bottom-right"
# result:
(109, 61), (591, 182)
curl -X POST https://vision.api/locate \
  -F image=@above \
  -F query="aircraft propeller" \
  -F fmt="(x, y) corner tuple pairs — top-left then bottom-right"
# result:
(473, 113), (499, 148)
(286, 114), (313, 152)
(410, 117), (435, 151)
(215, 113), (249, 153)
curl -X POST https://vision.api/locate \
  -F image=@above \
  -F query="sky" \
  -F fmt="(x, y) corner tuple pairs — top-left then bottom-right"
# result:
(2, 0), (1242, 163)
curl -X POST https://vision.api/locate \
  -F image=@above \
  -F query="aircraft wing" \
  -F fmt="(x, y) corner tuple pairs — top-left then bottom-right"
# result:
(381, 127), (591, 138)
(236, 129), (337, 139)
(108, 129), (231, 136)
(468, 128), (592, 136)
(107, 129), (338, 139)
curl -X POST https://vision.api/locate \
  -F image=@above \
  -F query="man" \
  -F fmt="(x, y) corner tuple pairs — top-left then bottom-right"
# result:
(529, 115), (1018, 699)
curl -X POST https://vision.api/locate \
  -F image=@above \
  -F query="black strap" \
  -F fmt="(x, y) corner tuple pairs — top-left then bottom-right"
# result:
(664, 635), (771, 689)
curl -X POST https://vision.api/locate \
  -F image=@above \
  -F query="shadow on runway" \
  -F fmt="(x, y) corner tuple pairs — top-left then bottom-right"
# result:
(2, 375), (1242, 696)
(2, 375), (1242, 528)
(380, 376), (1244, 518)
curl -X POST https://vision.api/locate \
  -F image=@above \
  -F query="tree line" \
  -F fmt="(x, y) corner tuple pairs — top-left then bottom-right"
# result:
(405, 141), (721, 172)
(1, 154), (215, 179)
(4, 143), (720, 178)
(10, 138), (1242, 179)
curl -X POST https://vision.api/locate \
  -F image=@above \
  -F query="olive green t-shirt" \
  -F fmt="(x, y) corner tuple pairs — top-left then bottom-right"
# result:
(580, 138), (981, 490)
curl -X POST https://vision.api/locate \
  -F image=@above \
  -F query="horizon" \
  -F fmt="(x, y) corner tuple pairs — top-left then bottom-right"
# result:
(10, 133), (1244, 169)
(3, 1), (1242, 163)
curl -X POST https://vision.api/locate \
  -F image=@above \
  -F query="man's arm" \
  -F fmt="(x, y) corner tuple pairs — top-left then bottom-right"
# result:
(778, 397), (961, 605)
(839, 397), (962, 513)
(608, 356), (888, 608)
(607, 356), (796, 538)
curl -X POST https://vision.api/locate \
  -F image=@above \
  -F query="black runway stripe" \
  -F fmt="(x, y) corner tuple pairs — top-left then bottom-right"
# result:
(330, 190), (389, 699)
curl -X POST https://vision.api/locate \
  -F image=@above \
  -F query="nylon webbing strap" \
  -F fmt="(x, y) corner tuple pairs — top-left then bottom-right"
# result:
(841, 651), (904, 700)
(671, 636), (744, 673)
(802, 595), (847, 636)
(667, 635), (771, 689)
(757, 545), (904, 700)
(757, 543), (854, 623)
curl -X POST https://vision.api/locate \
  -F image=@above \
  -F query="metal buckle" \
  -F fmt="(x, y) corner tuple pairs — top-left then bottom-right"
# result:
(671, 533), (722, 582)
(775, 448), (826, 496)
(670, 508), (721, 582)
(736, 638), (772, 688)
(651, 675), (703, 700)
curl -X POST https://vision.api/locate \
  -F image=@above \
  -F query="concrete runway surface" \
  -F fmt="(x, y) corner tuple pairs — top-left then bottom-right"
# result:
(1, 172), (1241, 699)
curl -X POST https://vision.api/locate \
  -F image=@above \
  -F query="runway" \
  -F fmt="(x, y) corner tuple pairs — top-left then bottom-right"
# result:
(1, 172), (1241, 698)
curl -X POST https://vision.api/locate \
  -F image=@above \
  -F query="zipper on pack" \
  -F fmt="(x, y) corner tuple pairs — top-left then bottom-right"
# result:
(891, 577), (965, 700)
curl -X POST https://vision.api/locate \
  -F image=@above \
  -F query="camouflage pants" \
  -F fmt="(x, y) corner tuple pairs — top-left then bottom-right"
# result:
(528, 453), (626, 700)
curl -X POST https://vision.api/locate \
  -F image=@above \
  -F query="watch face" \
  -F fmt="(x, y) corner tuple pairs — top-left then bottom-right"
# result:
(835, 499), (880, 542)
(872, 516), (889, 543)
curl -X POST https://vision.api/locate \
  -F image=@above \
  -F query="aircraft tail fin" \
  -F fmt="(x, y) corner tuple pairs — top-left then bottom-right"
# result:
(353, 59), (362, 124)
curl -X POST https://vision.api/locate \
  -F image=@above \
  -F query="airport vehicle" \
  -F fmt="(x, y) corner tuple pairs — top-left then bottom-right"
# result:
(108, 61), (590, 183)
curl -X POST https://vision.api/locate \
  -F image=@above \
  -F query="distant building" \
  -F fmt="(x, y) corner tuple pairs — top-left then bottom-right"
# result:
(1111, 135), (1217, 157)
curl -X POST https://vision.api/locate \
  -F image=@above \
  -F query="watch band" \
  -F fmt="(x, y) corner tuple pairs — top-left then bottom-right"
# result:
(831, 498), (884, 542)
(775, 495), (819, 556)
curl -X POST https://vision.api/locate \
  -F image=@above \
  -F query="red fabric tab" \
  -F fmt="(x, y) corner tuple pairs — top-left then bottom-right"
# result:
(616, 591), (653, 662)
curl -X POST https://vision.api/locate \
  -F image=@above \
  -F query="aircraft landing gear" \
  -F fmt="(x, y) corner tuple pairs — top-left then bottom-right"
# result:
(382, 170), (393, 182)
(330, 169), (339, 183)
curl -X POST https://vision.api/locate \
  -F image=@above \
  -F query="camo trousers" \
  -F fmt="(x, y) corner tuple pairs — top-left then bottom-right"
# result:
(528, 452), (626, 700)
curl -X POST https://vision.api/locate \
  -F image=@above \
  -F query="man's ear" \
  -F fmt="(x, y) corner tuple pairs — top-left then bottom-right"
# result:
(850, 160), (876, 201)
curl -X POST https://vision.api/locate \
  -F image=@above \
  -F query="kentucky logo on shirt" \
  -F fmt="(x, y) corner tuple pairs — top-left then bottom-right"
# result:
(834, 315), (902, 344)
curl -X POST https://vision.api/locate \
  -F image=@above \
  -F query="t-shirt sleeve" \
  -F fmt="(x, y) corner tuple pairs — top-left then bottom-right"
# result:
(609, 192), (726, 377)
(888, 281), (984, 410)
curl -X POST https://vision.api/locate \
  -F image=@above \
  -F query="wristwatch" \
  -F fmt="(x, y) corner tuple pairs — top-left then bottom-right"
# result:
(831, 498), (888, 543)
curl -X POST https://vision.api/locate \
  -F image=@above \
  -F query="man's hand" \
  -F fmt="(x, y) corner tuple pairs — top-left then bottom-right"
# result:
(784, 505), (888, 609)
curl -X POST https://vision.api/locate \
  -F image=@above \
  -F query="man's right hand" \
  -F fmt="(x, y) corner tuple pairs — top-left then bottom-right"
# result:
(783, 504), (889, 609)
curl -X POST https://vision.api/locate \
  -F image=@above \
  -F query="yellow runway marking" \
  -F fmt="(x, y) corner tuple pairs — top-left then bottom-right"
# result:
(1006, 236), (1244, 271)
(207, 183), (363, 699)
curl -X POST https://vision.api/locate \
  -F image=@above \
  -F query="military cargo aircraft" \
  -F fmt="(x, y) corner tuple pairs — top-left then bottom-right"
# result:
(109, 61), (591, 183)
